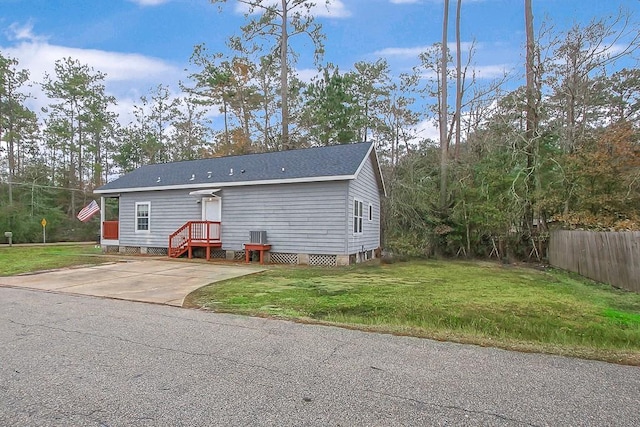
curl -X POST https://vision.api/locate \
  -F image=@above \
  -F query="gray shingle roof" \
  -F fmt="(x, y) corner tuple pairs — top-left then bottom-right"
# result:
(95, 142), (378, 193)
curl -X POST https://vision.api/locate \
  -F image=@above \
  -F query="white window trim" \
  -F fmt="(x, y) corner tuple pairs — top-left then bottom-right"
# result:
(368, 203), (373, 222)
(135, 201), (151, 233)
(353, 199), (363, 235)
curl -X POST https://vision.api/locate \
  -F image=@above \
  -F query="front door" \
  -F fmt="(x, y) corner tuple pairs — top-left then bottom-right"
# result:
(202, 197), (221, 222)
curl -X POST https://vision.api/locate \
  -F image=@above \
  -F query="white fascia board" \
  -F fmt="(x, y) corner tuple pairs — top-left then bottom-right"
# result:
(372, 148), (387, 196)
(352, 144), (387, 197)
(94, 174), (354, 194)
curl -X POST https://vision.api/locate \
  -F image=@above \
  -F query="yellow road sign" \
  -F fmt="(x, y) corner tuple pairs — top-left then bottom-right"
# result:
(41, 218), (47, 227)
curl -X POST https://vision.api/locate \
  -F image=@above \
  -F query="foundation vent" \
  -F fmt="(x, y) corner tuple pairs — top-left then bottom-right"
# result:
(147, 247), (168, 256)
(309, 254), (337, 267)
(269, 252), (298, 264)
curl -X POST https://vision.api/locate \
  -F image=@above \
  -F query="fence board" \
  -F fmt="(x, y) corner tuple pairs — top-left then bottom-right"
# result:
(549, 230), (640, 293)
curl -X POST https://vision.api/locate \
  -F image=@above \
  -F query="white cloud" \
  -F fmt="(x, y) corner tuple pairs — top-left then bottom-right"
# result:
(107, 97), (138, 127)
(234, 0), (350, 18)
(373, 41), (509, 81)
(470, 64), (511, 79)
(8, 42), (179, 83)
(390, 0), (421, 4)
(591, 42), (630, 61)
(374, 42), (477, 58)
(374, 46), (429, 58)
(390, 0), (487, 3)
(127, 0), (171, 6)
(413, 63), (511, 81)
(6, 21), (48, 43)
(2, 25), (184, 125)
(295, 67), (320, 83)
(315, 0), (350, 18)
(413, 118), (440, 142)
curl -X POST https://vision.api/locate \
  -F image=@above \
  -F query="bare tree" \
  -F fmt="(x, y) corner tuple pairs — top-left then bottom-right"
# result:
(210, 0), (326, 150)
(548, 8), (640, 152)
(454, 0), (462, 160)
(523, 0), (537, 232)
(439, 0), (450, 209)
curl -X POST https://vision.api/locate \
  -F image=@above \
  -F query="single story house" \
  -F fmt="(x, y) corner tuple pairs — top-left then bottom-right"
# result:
(94, 142), (386, 266)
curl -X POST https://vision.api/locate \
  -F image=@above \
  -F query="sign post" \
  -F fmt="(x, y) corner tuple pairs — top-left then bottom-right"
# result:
(41, 218), (47, 243)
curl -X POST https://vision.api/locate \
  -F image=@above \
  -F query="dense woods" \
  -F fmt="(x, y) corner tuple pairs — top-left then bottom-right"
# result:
(1, 1), (639, 259)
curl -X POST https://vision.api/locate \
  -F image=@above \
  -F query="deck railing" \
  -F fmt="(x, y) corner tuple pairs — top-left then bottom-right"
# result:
(168, 221), (221, 259)
(102, 221), (119, 240)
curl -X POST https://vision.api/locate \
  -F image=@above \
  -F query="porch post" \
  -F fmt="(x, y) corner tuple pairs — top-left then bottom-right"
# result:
(188, 223), (193, 259)
(206, 222), (211, 261)
(100, 196), (105, 242)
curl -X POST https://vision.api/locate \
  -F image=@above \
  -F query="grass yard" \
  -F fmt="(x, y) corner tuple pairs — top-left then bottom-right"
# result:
(184, 260), (640, 365)
(0, 244), (104, 276)
(2, 245), (637, 365)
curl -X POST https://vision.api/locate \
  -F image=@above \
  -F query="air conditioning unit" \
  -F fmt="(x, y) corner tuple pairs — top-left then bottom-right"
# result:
(249, 230), (267, 244)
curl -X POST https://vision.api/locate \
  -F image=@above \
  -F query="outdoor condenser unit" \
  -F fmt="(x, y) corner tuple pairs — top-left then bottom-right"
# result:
(249, 230), (268, 244)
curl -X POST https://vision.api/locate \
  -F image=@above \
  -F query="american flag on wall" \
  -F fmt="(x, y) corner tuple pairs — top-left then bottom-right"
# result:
(77, 200), (100, 222)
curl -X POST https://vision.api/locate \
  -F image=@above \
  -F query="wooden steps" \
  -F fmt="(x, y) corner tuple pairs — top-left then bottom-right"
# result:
(169, 221), (221, 260)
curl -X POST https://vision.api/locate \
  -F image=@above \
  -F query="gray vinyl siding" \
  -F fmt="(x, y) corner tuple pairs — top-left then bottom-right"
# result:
(116, 166), (381, 255)
(347, 154), (381, 253)
(221, 181), (348, 254)
(119, 190), (200, 248)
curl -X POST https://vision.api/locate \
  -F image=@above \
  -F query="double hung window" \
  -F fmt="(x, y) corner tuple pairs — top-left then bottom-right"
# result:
(353, 200), (363, 234)
(135, 202), (150, 232)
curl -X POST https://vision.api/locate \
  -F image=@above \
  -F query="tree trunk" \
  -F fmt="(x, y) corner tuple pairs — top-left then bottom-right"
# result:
(7, 108), (14, 206)
(223, 99), (229, 146)
(439, 0), (450, 210)
(94, 133), (102, 188)
(524, 0), (536, 233)
(280, 0), (289, 149)
(454, 0), (462, 161)
(78, 117), (83, 190)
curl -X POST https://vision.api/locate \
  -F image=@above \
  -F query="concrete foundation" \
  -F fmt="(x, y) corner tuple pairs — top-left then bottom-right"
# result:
(336, 255), (350, 266)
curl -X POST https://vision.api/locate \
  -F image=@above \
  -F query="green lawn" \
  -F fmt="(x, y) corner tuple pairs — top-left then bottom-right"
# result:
(184, 260), (640, 365)
(0, 244), (104, 276)
(3, 246), (637, 365)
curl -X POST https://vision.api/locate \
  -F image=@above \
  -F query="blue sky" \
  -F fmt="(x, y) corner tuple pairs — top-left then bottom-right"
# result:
(1, 0), (638, 135)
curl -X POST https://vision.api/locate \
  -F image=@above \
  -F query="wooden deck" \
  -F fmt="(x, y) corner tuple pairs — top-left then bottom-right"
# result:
(169, 221), (222, 260)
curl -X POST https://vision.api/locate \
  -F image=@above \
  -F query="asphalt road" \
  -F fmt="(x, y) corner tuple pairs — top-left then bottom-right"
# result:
(1, 287), (639, 427)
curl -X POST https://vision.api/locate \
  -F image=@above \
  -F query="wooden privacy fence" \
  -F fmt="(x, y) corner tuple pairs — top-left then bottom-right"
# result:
(549, 230), (640, 293)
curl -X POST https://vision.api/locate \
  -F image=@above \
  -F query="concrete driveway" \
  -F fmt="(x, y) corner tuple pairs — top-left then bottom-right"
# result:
(0, 259), (263, 306)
